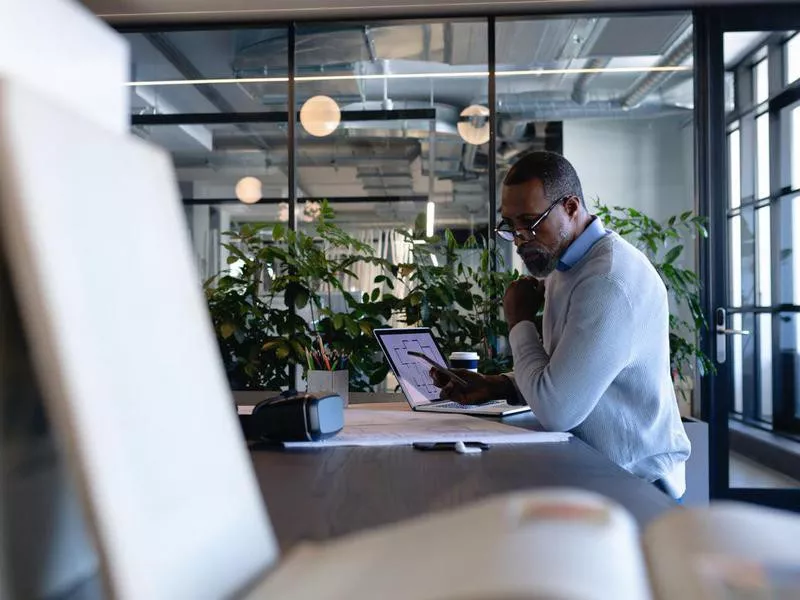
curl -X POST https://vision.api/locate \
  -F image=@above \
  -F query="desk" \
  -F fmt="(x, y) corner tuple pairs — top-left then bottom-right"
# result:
(247, 402), (676, 552)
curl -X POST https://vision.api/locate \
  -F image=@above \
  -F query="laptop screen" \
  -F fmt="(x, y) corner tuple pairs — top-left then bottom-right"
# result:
(374, 328), (449, 407)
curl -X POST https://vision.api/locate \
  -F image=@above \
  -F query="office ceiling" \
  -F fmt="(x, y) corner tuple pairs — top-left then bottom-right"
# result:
(126, 14), (704, 229)
(107, 2), (776, 230)
(83, 0), (796, 25)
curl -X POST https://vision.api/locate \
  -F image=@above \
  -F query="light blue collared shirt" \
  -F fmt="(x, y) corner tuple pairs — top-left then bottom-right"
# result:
(557, 217), (609, 272)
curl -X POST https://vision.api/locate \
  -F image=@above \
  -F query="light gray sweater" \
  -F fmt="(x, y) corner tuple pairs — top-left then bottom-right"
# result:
(508, 232), (691, 498)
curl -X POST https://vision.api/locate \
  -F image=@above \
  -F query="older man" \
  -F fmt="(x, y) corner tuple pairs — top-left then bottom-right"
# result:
(432, 151), (690, 499)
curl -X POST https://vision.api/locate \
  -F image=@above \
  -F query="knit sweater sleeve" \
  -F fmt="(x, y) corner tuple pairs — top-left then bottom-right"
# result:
(508, 275), (634, 432)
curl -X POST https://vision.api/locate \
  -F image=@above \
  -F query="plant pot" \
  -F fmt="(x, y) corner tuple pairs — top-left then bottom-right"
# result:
(307, 369), (349, 406)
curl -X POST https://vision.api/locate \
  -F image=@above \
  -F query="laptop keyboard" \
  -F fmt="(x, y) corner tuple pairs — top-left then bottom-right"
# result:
(434, 400), (507, 410)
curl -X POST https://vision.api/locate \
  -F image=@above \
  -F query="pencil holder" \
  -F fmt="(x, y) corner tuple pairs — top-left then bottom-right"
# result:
(306, 369), (349, 407)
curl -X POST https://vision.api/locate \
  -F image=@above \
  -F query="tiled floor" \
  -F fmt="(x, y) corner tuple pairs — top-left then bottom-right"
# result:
(729, 451), (800, 489)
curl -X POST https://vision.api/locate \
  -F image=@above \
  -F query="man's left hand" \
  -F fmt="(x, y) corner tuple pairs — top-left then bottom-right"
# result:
(503, 277), (545, 331)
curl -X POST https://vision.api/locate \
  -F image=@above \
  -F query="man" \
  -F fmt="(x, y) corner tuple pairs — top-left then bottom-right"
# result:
(432, 151), (690, 498)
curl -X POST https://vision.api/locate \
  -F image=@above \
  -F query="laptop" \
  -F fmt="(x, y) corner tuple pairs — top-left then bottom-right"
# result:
(373, 327), (530, 417)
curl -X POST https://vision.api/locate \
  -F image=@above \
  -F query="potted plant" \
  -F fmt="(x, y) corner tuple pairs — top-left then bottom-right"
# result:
(204, 201), (398, 392)
(395, 213), (520, 375)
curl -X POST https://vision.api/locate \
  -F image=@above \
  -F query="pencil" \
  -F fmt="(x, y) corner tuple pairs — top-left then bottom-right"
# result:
(316, 335), (332, 370)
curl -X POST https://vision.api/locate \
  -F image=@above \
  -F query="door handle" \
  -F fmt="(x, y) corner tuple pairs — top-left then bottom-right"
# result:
(715, 308), (750, 364)
(715, 327), (751, 335)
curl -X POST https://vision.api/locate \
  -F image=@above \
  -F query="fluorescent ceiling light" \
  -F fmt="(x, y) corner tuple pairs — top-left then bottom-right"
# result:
(125, 65), (690, 87)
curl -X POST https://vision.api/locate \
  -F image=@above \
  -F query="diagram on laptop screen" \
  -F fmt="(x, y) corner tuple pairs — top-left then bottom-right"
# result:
(380, 331), (447, 403)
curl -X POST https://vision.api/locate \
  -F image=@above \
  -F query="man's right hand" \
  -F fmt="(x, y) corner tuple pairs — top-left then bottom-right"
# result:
(429, 368), (518, 406)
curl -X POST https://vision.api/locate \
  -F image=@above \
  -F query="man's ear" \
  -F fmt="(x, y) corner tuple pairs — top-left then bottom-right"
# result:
(564, 195), (582, 218)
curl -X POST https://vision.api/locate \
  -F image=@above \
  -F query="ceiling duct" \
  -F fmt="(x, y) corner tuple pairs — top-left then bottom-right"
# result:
(620, 27), (693, 109)
(339, 101), (459, 138)
(571, 58), (612, 105)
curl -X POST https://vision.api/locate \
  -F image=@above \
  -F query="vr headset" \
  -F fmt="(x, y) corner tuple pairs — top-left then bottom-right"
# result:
(238, 391), (344, 443)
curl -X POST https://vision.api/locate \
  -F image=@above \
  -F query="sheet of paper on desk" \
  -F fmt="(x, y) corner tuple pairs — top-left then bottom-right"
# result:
(283, 409), (571, 447)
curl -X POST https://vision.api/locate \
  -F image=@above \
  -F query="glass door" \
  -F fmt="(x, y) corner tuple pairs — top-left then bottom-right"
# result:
(698, 6), (800, 507)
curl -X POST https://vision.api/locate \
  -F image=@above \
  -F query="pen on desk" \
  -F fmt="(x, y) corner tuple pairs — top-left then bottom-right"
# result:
(412, 441), (489, 453)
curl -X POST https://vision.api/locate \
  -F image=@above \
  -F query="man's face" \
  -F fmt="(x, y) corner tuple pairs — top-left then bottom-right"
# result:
(500, 179), (575, 278)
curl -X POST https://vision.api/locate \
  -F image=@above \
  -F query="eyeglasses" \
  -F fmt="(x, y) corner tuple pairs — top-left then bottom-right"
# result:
(494, 195), (571, 242)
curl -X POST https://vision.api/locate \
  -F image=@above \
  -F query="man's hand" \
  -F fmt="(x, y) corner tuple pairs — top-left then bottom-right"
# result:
(429, 368), (518, 406)
(503, 277), (545, 331)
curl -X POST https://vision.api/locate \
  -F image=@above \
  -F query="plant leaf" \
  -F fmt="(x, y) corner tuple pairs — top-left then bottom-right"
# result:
(664, 245), (683, 265)
(294, 287), (309, 309)
(220, 323), (236, 339)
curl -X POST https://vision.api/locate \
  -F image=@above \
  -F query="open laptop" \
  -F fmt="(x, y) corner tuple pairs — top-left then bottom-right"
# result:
(373, 327), (530, 417)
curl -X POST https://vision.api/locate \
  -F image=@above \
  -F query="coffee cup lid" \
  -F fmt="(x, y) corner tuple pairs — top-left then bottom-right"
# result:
(449, 351), (480, 360)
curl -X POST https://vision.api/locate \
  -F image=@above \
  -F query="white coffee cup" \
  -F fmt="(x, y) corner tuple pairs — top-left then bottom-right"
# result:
(449, 351), (480, 372)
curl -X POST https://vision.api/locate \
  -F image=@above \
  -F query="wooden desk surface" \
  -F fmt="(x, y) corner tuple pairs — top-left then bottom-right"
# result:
(248, 402), (676, 552)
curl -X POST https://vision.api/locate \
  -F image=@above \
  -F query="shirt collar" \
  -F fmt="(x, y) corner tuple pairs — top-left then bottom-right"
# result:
(557, 217), (608, 272)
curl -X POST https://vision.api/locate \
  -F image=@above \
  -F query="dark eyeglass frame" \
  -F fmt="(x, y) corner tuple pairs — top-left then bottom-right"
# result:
(494, 195), (573, 242)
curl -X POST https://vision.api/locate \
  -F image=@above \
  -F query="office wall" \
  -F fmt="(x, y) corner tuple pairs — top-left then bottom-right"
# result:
(564, 115), (694, 224)
(564, 114), (696, 275)
(564, 115), (698, 412)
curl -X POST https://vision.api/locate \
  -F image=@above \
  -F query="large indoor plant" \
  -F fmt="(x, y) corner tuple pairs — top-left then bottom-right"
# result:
(204, 202), (709, 395)
(395, 213), (520, 375)
(204, 202), (397, 391)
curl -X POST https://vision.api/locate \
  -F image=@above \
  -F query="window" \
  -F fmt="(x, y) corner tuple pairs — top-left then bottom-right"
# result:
(759, 313), (773, 421)
(126, 14), (696, 395)
(733, 313), (744, 414)
(756, 206), (772, 305)
(755, 58), (769, 105)
(725, 31), (800, 435)
(787, 34), (800, 84)
(793, 106), (800, 190)
(731, 216), (742, 307)
(756, 113), (770, 199)
(729, 127), (741, 208)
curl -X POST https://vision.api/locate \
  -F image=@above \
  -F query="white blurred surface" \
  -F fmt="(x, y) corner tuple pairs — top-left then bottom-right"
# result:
(0, 80), (277, 599)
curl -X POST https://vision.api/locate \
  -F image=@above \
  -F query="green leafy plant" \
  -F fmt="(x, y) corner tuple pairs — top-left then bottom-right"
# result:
(396, 213), (520, 375)
(204, 222), (303, 390)
(204, 201), (398, 391)
(594, 202), (713, 382)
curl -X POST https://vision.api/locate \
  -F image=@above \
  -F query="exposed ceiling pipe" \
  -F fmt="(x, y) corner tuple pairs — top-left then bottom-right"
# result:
(144, 32), (275, 155)
(362, 26), (377, 63)
(571, 58), (612, 105)
(619, 28), (693, 109)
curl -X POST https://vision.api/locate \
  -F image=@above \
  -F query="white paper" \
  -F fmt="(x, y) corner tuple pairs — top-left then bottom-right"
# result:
(283, 408), (570, 447)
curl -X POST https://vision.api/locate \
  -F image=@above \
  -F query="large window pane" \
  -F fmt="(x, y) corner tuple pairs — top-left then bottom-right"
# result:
(759, 313), (773, 421)
(729, 127), (741, 208)
(756, 112), (770, 199)
(778, 313), (800, 419)
(126, 29), (290, 114)
(756, 206), (772, 306)
(294, 20), (490, 245)
(137, 122), (289, 280)
(126, 29), (290, 283)
(496, 12), (694, 258)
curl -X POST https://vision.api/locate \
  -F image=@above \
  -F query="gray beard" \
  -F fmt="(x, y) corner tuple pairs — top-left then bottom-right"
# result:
(523, 250), (560, 278)
(520, 229), (571, 278)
